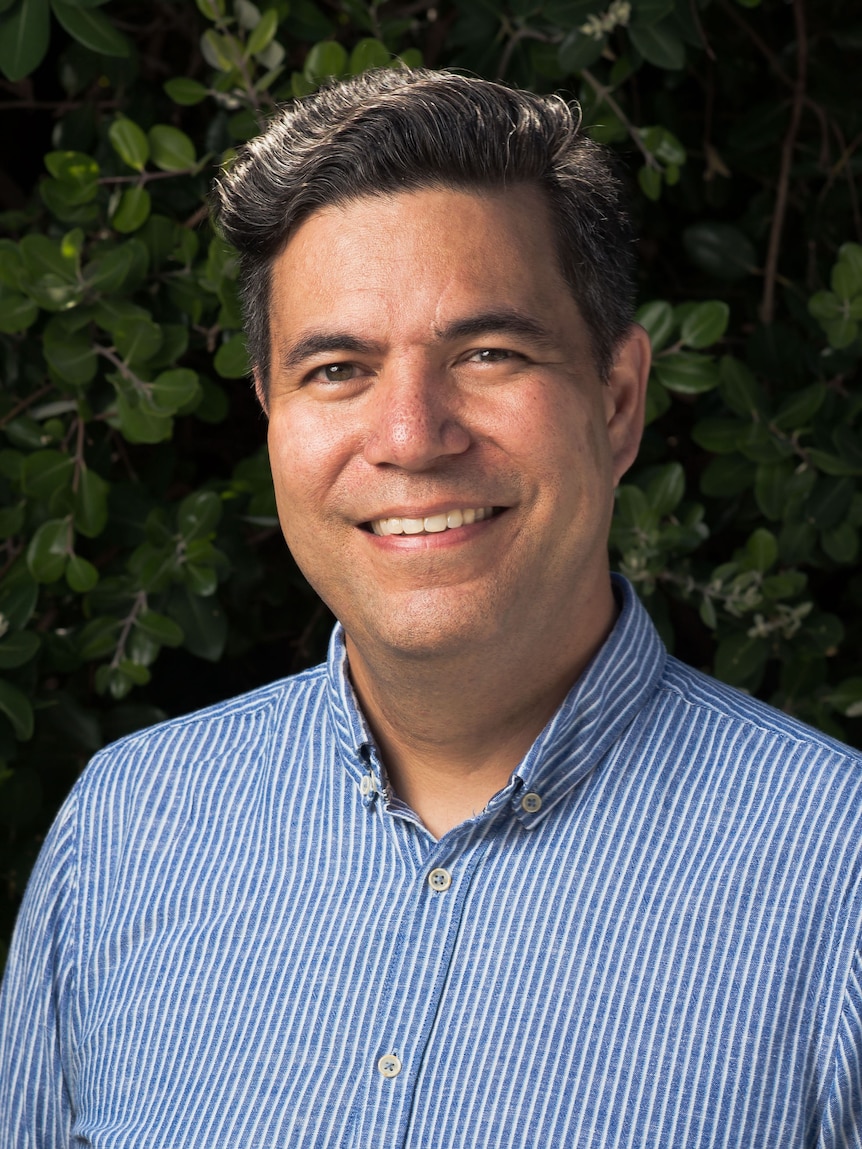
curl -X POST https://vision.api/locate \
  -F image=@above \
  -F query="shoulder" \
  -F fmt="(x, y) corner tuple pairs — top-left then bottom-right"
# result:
(75, 662), (330, 812)
(655, 653), (862, 775)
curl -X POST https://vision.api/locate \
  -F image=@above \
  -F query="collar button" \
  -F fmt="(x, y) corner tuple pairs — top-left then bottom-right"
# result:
(521, 792), (543, 813)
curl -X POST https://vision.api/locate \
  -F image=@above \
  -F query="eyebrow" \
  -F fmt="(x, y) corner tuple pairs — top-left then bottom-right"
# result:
(433, 309), (557, 348)
(277, 333), (380, 374)
(277, 308), (557, 374)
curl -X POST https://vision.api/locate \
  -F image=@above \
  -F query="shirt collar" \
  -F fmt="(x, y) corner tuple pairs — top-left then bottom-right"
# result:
(325, 574), (666, 825)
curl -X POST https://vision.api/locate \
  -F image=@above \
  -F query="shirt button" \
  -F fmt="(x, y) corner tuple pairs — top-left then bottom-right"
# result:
(521, 792), (542, 813)
(378, 1053), (402, 1078)
(359, 775), (374, 796)
(428, 867), (452, 892)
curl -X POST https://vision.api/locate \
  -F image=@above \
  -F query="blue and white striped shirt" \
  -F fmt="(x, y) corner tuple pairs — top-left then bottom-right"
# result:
(3, 575), (862, 1147)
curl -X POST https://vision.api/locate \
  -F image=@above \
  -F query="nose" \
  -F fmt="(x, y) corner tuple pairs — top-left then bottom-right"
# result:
(362, 363), (472, 471)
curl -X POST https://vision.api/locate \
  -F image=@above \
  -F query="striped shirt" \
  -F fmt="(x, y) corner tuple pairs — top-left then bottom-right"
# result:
(2, 575), (862, 1147)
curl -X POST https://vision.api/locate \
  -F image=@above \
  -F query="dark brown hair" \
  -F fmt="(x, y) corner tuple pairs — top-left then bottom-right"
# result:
(214, 68), (636, 391)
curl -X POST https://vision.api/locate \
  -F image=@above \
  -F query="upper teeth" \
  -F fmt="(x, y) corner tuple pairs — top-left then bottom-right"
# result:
(370, 507), (494, 536)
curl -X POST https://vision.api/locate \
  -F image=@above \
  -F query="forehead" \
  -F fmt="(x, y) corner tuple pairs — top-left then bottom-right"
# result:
(267, 185), (577, 342)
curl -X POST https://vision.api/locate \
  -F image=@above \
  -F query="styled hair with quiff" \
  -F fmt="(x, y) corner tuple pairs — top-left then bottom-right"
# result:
(214, 68), (636, 392)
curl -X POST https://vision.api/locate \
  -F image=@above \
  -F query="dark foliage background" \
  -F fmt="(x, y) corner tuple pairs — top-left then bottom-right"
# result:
(0, 0), (861, 957)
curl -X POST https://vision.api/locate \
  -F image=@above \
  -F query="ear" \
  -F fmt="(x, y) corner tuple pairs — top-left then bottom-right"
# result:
(252, 368), (269, 417)
(604, 323), (651, 486)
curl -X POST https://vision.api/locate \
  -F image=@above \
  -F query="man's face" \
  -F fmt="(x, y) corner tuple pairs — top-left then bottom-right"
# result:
(263, 185), (648, 666)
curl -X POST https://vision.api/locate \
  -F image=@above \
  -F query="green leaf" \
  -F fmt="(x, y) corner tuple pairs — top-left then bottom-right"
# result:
(653, 352), (719, 394)
(558, 28), (605, 73)
(0, 560), (38, 629)
(635, 300), (675, 352)
(807, 448), (861, 477)
(83, 243), (139, 292)
(51, 0), (131, 56)
(632, 0), (674, 25)
(178, 490), (222, 540)
(27, 518), (70, 582)
(348, 37), (390, 73)
(679, 301), (729, 349)
(0, 0), (50, 82)
(0, 291), (38, 334)
(19, 233), (77, 281)
(21, 450), (74, 500)
(683, 222), (757, 282)
(825, 677), (862, 718)
(66, 553), (99, 592)
(43, 323), (97, 385)
(643, 375), (671, 425)
(148, 125), (197, 173)
(615, 484), (657, 530)
(304, 38), (348, 80)
(714, 631), (768, 688)
(820, 317), (858, 350)
(646, 462), (685, 516)
(821, 522), (858, 564)
(832, 259), (862, 300)
(149, 368), (201, 414)
(778, 521), (818, 565)
(74, 467), (109, 537)
(637, 165), (662, 202)
(692, 417), (747, 454)
(700, 455), (756, 497)
(805, 476), (855, 531)
(0, 631), (40, 670)
(745, 528), (778, 572)
(164, 77), (209, 105)
(114, 394), (173, 444)
(773, 384), (826, 431)
(167, 586), (227, 661)
(112, 186), (151, 233)
(718, 356), (764, 416)
(754, 462), (791, 521)
(808, 290), (843, 322)
(247, 6), (278, 55)
(77, 615), (121, 659)
(628, 20), (685, 69)
(109, 117), (150, 171)
(114, 312), (162, 363)
(0, 678), (34, 740)
(214, 333), (250, 378)
(44, 150), (99, 201)
(136, 610), (184, 647)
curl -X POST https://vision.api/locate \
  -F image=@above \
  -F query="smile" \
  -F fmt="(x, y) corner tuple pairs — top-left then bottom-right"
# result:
(369, 507), (497, 536)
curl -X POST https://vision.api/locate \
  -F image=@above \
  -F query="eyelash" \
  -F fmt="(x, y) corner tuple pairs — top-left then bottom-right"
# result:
(302, 346), (526, 384)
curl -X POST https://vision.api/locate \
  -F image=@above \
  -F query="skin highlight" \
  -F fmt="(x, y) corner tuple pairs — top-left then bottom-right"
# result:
(261, 185), (650, 837)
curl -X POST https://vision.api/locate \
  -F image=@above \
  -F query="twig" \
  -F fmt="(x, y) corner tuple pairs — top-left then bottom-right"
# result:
(689, 0), (715, 61)
(0, 385), (54, 429)
(581, 69), (660, 169)
(760, 0), (807, 325)
(110, 590), (149, 669)
(98, 168), (201, 186)
(497, 26), (553, 81)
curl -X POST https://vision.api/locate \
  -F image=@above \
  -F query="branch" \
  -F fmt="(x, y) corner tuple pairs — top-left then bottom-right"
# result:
(497, 26), (553, 81)
(0, 384), (54, 429)
(581, 69), (660, 169)
(760, 0), (807, 325)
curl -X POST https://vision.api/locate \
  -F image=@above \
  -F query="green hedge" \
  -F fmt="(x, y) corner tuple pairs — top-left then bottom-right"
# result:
(1, 0), (860, 955)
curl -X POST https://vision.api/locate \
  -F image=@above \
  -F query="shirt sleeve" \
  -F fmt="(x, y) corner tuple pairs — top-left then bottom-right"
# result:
(0, 790), (80, 1148)
(819, 941), (862, 1149)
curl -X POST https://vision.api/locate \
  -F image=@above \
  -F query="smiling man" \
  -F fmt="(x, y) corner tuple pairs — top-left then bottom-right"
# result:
(3, 70), (862, 1148)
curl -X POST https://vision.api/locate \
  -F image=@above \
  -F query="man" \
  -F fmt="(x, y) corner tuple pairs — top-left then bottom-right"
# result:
(2, 68), (861, 1146)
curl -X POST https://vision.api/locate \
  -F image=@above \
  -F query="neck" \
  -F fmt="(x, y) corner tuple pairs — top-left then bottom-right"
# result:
(345, 580), (618, 838)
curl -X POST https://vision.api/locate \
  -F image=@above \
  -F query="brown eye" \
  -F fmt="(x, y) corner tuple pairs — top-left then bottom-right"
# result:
(321, 363), (356, 382)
